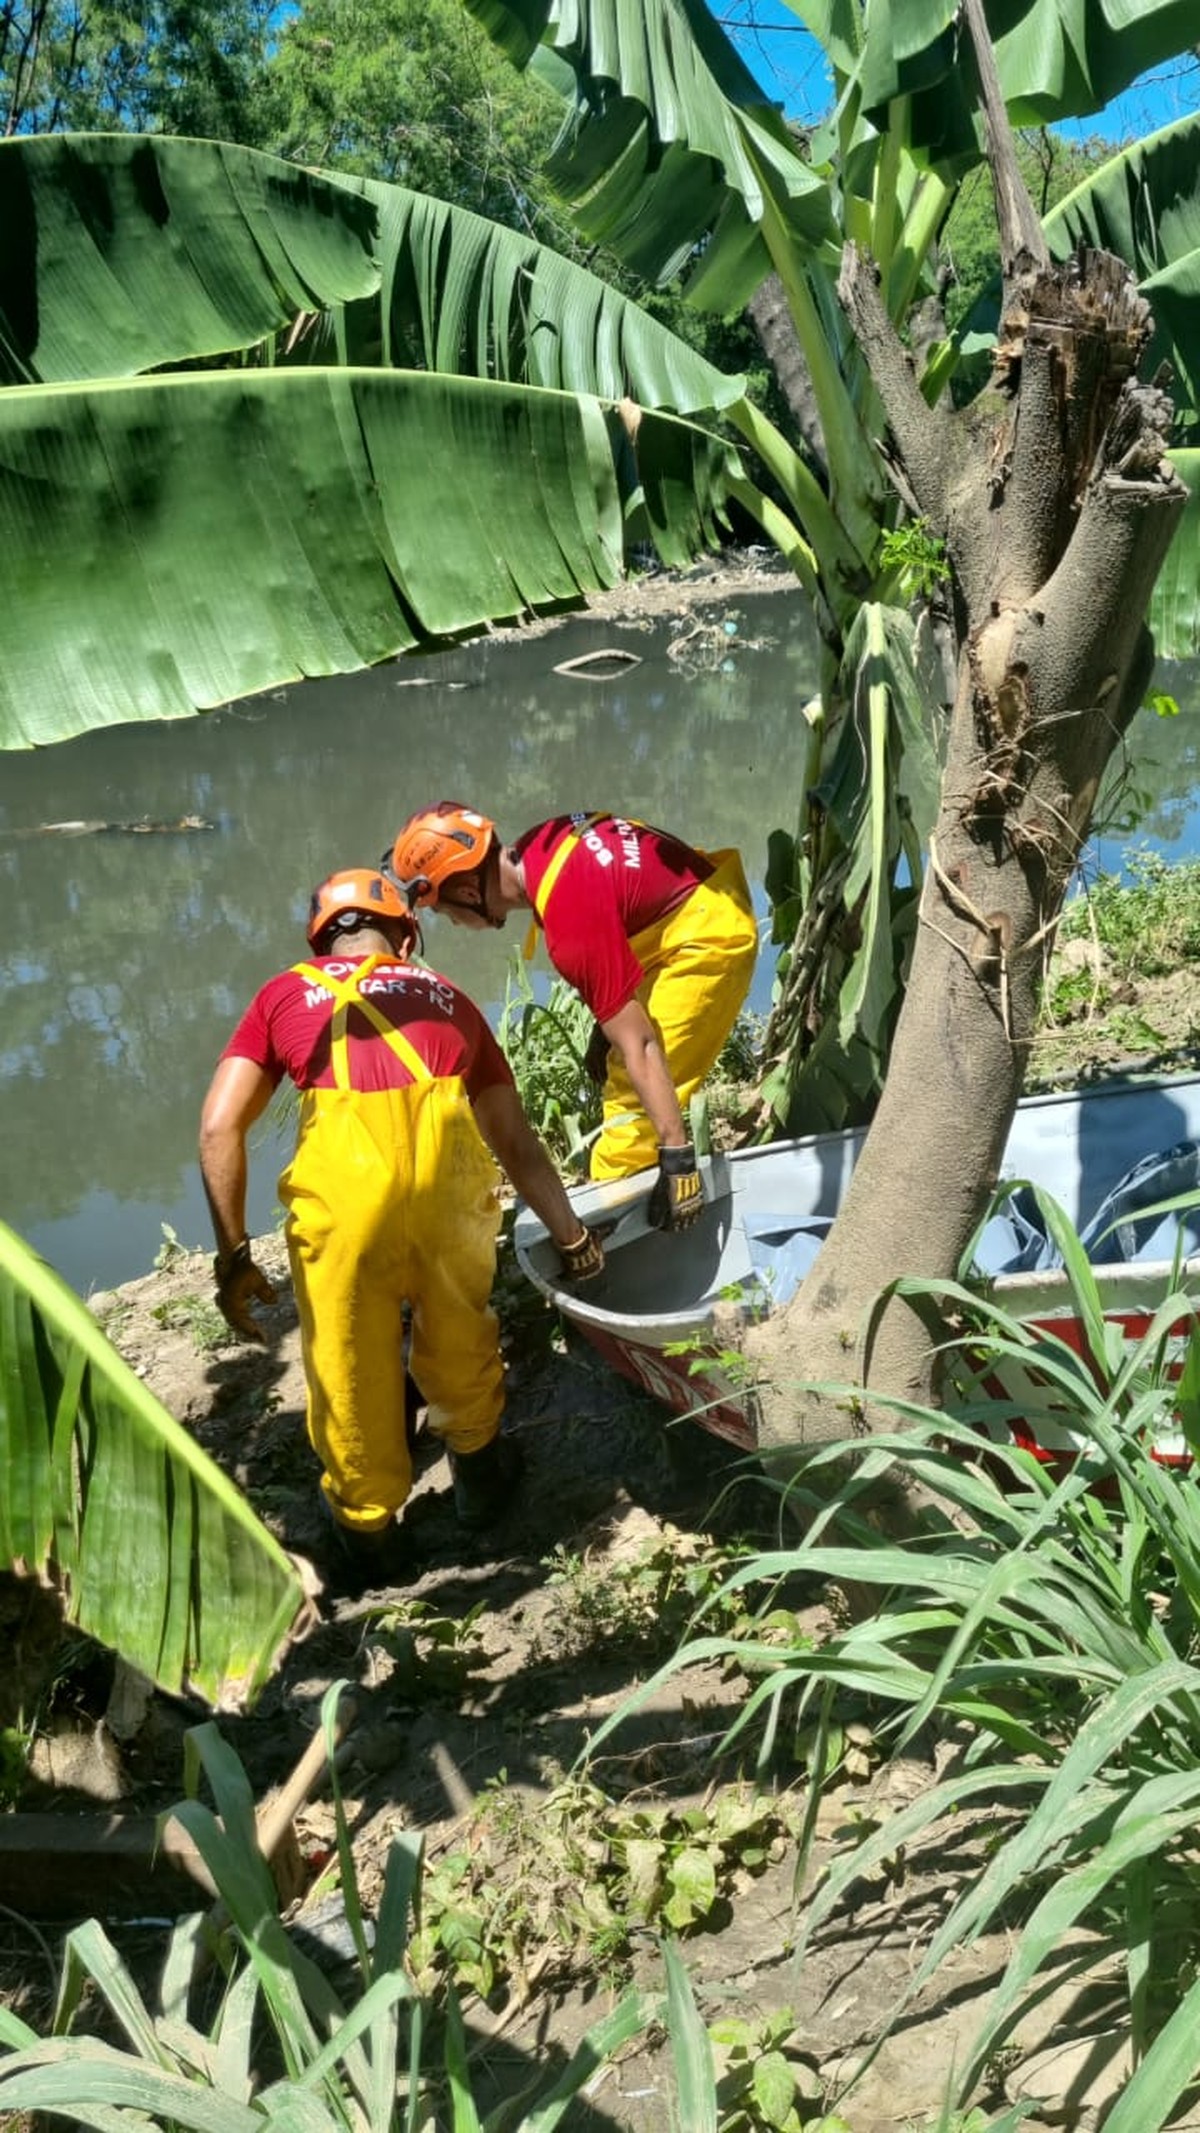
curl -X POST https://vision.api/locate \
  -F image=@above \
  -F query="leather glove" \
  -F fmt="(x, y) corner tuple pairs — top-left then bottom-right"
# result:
(558, 1226), (606, 1283)
(213, 1239), (278, 1343)
(582, 1021), (611, 1086)
(647, 1144), (704, 1233)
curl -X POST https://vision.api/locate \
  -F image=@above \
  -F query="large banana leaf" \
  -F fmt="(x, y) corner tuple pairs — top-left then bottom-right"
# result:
(1, 133), (748, 420)
(1155, 449), (1200, 656)
(464, 0), (835, 300)
(0, 367), (745, 746)
(0, 134), (381, 386)
(466, 0), (1199, 269)
(0, 132), (763, 746)
(0, 1221), (302, 1710)
(334, 177), (749, 415)
(853, 0), (1197, 167)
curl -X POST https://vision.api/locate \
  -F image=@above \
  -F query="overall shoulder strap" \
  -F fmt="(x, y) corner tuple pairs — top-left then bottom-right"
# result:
(289, 959), (433, 1088)
(522, 813), (607, 961)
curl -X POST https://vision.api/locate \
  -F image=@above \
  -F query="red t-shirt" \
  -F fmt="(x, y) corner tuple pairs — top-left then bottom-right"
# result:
(221, 957), (514, 1100)
(512, 814), (711, 1024)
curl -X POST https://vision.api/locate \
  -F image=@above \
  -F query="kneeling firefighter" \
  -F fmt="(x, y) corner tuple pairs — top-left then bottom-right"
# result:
(198, 867), (603, 1592)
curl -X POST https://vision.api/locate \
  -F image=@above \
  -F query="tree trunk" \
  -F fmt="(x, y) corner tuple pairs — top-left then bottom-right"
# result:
(747, 271), (827, 476)
(748, 237), (1187, 1453)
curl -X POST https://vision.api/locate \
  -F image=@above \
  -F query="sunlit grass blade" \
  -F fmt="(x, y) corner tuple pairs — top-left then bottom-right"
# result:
(505, 1989), (657, 2133)
(52, 1921), (168, 2066)
(166, 1791), (327, 2084)
(0, 2039), (263, 2130)
(912, 1663), (1200, 2006)
(1100, 1969), (1200, 2133)
(444, 1982), (483, 2133)
(661, 1939), (717, 2133)
(293, 1971), (418, 2108)
(210, 1962), (259, 2104)
(957, 1770), (1200, 2094)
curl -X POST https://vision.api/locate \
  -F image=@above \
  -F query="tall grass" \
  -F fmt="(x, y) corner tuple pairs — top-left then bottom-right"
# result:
(0, 1681), (656, 2131)
(587, 1195), (1200, 2128)
(495, 955), (600, 1174)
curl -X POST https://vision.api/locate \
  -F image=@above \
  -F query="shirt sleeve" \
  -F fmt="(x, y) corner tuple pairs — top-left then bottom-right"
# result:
(459, 1000), (516, 1102)
(544, 892), (644, 1024)
(219, 984), (285, 1086)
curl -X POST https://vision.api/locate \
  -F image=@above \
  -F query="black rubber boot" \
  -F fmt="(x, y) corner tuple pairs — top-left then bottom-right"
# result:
(319, 1497), (412, 1596)
(404, 1369), (423, 1460)
(449, 1433), (524, 1530)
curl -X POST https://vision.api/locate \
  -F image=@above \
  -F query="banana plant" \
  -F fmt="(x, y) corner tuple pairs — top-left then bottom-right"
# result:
(5, 4), (1200, 1136)
(0, 1220), (303, 1709)
(0, 132), (758, 749)
(459, 0), (1200, 1128)
(2, 3), (1200, 1479)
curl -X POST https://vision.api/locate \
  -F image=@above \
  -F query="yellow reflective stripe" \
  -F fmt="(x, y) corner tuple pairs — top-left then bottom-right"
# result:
(289, 959), (433, 1087)
(534, 814), (606, 918)
(522, 813), (607, 962)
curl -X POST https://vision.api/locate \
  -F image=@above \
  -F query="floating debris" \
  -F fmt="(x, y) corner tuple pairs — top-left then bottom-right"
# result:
(552, 648), (643, 680)
(2, 815), (215, 838)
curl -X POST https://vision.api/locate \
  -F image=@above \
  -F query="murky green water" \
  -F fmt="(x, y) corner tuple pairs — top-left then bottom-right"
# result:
(1, 583), (820, 1290)
(4, 580), (1199, 1297)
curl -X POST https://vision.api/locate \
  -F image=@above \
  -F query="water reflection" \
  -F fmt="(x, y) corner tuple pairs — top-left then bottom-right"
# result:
(6, 593), (1198, 1296)
(1, 585), (818, 1291)
(1092, 657), (1200, 864)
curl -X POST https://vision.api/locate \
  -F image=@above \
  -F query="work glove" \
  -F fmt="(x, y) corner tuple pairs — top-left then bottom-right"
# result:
(582, 1021), (611, 1086)
(558, 1225), (606, 1283)
(213, 1238), (278, 1344)
(648, 1144), (704, 1233)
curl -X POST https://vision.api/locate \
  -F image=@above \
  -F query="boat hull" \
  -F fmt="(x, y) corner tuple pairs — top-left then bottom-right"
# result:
(513, 1074), (1200, 1460)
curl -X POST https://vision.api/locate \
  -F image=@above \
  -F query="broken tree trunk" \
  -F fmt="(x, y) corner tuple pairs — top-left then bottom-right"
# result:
(748, 160), (1186, 1454)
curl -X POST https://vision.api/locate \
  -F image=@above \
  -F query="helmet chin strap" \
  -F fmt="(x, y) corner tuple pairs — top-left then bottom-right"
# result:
(473, 855), (505, 928)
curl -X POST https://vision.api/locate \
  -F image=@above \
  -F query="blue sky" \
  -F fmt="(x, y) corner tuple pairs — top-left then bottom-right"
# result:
(716, 1), (1200, 143)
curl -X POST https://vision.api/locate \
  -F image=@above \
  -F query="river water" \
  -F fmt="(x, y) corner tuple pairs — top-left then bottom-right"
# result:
(3, 581), (1198, 1297)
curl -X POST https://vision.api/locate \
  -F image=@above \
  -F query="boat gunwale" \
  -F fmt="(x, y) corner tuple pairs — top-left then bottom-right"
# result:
(513, 1068), (1200, 1345)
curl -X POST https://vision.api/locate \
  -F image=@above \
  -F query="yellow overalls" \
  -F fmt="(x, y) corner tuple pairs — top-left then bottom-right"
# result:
(530, 827), (759, 1180)
(279, 958), (504, 1535)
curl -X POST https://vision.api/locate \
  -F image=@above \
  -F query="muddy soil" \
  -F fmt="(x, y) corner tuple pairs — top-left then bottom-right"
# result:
(7, 551), (1199, 2132)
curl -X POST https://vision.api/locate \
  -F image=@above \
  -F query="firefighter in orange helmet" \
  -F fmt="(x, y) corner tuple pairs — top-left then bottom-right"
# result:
(198, 867), (603, 1593)
(385, 805), (758, 1228)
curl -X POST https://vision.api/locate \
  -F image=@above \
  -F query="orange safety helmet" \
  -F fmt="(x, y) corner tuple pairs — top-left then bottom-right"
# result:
(385, 802), (497, 910)
(306, 868), (418, 953)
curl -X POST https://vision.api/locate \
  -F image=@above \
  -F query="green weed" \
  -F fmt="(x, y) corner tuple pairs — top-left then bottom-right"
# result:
(585, 1188), (1200, 2129)
(413, 1774), (798, 2002)
(662, 1944), (853, 2133)
(152, 1221), (188, 1271)
(1056, 851), (1200, 983)
(878, 517), (951, 599)
(150, 1291), (231, 1353)
(708, 2008), (813, 2132)
(369, 1597), (487, 1701)
(664, 1276), (772, 1391)
(540, 1531), (759, 1659)
(496, 953), (600, 1173)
